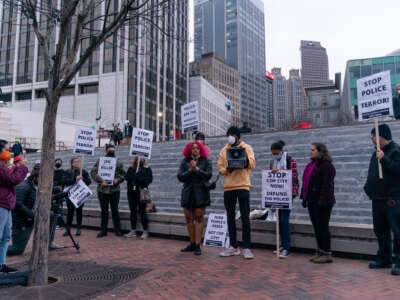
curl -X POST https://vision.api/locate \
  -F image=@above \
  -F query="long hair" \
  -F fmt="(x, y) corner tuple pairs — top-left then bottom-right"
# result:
(131, 157), (147, 169)
(312, 143), (333, 162)
(69, 157), (81, 173)
(182, 142), (208, 158)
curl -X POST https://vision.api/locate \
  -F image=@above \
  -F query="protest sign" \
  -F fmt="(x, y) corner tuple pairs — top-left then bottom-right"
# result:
(181, 101), (200, 133)
(98, 157), (117, 185)
(262, 170), (292, 209)
(68, 180), (93, 208)
(130, 128), (154, 159)
(357, 71), (393, 121)
(73, 127), (96, 155)
(203, 213), (229, 248)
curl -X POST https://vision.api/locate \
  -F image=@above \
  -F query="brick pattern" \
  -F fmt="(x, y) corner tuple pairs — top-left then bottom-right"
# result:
(7, 229), (400, 299)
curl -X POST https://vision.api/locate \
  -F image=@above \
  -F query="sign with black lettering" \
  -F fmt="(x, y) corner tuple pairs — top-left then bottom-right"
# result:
(68, 180), (93, 208)
(262, 170), (292, 209)
(130, 128), (153, 159)
(98, 157), (117, 185)
(357, 71), (393, 121)
(203, 213), (229, 248)
(181, 101), (199, 133)
(73, 127), (96, 155)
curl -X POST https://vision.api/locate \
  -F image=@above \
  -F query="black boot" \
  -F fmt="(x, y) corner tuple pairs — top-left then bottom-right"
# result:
(194, 244), (202, 256)
(115, 230), (123, 237)
(391, 264), (400, 276)
(369, 260), (392, 269)
(0, 265), (18, 273)
(63, 227), (70, 237)
(76, 227), (81, 236)
(97, 231), (107, 238)
(181, 243), (196, 252)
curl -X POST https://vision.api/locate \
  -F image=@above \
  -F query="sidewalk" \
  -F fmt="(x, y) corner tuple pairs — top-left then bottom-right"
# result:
(6, 229), (400, 300)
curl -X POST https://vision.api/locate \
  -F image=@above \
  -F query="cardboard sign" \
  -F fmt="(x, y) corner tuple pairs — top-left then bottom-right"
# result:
(181, 101), (200, 133)
(68, 180), (93, 208)
(73, 127), (96, 155)
(262, 170), (292, 209)
(203, 213), (229, 248)
(130, 128), (153, 159)
(98, 157), (117, 185)
(357, 71), (393, 121)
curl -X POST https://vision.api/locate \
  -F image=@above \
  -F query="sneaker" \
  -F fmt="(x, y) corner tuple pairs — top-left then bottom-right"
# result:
(181, 243), (196, 252)
(313, 251), (333, 264)
(220, 247), (241, 257)
(141, 231), (149, 239)
(76, 228), (81, 236)
(125, 230), (137, 238)
(309, 250), (322, 262)
(56, 225), (63, 230)
(62, 230), (70, 237)
(0, 265), (18, 274)
(279, 249), (290, 259)
(391, 265), (400, 276)
(243, 248), (254, 259)
(273, 247), (284, 254)
(49, 242), (65, 251)
(369, 260), (392, 269)
(194, 244), (202, 256)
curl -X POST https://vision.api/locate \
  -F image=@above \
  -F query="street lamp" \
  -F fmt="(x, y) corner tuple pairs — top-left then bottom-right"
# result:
(158, 112), (163, 118)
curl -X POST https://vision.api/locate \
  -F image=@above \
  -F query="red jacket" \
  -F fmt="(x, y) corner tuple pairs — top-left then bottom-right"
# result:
(0, 161), (28, 211)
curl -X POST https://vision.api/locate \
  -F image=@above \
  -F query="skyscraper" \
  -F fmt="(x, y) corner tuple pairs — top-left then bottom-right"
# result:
(300, 40), (333, 88)
(194, 0), (268, 131)
(287, 69), (307, 123)
(271, 68), (288, 130)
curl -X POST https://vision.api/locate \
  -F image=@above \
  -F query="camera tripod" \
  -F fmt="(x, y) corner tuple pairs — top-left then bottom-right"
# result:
(51, 208), (80, 253)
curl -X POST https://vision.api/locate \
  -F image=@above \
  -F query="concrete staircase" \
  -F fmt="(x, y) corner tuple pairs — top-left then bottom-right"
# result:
(27, 121), (400, 225)
(0, 108), (22, 142)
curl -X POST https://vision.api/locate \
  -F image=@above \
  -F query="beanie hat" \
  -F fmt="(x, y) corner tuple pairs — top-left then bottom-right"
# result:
(14, 156), (22, 163)
(371, 124), (392, 141)
(227, 126), (240, 139)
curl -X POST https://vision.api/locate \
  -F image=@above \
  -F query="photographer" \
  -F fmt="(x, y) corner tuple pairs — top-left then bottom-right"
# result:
(7, 169), (39, 255)
(63, 157), (92, 237)
(218, 126), (256, 259)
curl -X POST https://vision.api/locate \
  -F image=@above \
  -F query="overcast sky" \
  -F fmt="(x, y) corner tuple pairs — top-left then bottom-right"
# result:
(189, 0), (399, 78)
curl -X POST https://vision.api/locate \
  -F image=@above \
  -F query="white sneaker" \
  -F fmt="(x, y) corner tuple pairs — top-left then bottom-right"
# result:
(243, 248), (254, 259)
(124, 230), (137, 238)
(141, 231), (149, 239)
(219, 247), (241, 257)
(273, 247), (284, 254)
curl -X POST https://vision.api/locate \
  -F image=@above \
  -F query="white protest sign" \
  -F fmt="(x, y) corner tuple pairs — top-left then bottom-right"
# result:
(357, 70), (393, 121)
(262, 170), (292, 209)
(181, 101), (200, 133)
(203, 213), (229, 248)
(98, 157), (117, 185)
(130, 128), (154, 159)
(68, 180), (93, 208)
(73, 127), (96, 155)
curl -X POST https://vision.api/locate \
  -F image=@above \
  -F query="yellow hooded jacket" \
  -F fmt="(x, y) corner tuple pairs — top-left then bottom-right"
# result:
(217, 141), (256, 191)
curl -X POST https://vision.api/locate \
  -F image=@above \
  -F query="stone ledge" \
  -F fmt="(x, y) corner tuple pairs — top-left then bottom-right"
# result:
(78, 208), (378, 255)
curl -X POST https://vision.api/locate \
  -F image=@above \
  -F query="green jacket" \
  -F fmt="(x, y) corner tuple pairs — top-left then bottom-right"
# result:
(90, 158), (126, 194)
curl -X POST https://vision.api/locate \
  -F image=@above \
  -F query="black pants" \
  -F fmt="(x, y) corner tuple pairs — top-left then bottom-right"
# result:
(127, 190), (148, 231)
(66, 199), (83, 228)
(224, 189), (251, 249)
(372, 200), (400, 265)
(98, 192), (121, 232)
(308, 202), (333, 252)
(7, 226), (33, 255)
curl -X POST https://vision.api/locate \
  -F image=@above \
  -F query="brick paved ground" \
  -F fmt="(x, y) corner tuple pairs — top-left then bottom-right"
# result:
(6, 229), (400, 300)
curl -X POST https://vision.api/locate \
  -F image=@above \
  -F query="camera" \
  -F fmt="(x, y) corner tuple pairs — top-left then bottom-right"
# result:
(51, 186), (67, 213)
(226, 147), (248, 169)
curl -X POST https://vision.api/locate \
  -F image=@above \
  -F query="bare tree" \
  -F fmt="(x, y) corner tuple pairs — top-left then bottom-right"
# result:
(4, 0), (176, 286)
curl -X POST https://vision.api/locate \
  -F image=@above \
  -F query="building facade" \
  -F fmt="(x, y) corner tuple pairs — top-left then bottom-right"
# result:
(189, 76), (232, 137)
(265, 71), (274, 129)
(287, 69), (307, 123)
(306, 86), (341, 128)
(342, 54), (400, 120)
(271, 68), (288, 130)
(0, 1), (188, 141)
(190, 53), (240, 126)
(194, 0), (268, 131)
(300, 40), (333, 88)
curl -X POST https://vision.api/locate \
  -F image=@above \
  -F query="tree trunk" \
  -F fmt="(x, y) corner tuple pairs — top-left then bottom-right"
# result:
(27, 96), (59, 286)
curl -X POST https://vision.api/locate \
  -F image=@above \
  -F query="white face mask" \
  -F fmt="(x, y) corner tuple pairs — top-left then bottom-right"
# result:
(228, 135), (236, 145)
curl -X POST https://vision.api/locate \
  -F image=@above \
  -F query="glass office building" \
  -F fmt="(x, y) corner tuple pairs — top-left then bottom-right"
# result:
(194, 0), (268, 131)
(342, 54), (400, 120)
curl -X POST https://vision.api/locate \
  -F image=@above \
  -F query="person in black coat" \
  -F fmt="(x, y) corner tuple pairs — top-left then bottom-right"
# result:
(63, 157), (91, 236)
(125, 157), (153, 239)
(301, 142), (336, 264)
(178, 142), (212, 255)
(7, 169), (39, 255)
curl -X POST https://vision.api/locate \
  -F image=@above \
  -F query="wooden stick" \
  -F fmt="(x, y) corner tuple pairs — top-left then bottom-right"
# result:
(374, 118), (383, 179)
(80, 155), (84, 177)
(276, 208), (280, 258)
(136, 157), (141, 173)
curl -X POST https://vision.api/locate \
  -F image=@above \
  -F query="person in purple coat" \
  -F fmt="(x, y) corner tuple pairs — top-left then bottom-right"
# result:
(301, 142), (336, 264)
(0, 139), (28, 273)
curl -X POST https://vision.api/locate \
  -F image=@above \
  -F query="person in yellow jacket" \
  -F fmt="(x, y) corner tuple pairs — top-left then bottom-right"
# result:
(218, 126), (256, 259)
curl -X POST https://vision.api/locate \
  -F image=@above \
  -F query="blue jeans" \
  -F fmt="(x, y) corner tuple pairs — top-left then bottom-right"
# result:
(278, 209), (291, 251)
(0, 207), (12, 265)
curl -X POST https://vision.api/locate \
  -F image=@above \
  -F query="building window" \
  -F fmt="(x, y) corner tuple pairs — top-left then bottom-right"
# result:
(79, 83), (98, 94)
(35, 89), (46, 98)
(62, 86), (75, 96)
(16, 91), (32, 101)
(0, 93), (12, 102)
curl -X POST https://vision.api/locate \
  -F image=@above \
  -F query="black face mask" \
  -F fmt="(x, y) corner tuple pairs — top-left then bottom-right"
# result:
(106, 151), (115, 157)
(55, 163), (62, 168)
